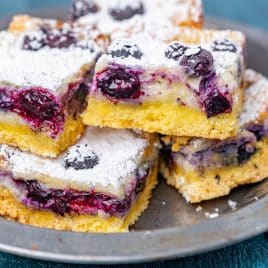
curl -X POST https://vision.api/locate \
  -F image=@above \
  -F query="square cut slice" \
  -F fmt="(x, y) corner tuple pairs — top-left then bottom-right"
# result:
(70, 0), (203, 35)
(160, 69), (268, 203)
(0, 15), (107, 157)
(0, 127), (159, 233)
(82, 29), (246, 139)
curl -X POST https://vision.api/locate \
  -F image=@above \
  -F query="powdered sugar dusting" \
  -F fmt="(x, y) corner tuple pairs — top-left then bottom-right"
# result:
(112, 0), (142, 10)
(96, 32), (244, 98)
(0, 26), (100, 93)
(76, 0), (203, 35)
(239, 69), (268, 126)
(0, 127), (148, 192)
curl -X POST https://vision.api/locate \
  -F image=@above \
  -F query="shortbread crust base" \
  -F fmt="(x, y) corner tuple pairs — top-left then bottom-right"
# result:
(161, 139), (268, 203)
(0, 116), (84, 157)
(82, 98), (241, 140)
(0, 163), (158, 233)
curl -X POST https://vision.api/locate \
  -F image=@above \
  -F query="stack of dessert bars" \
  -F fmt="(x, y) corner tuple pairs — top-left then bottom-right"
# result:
(0, 0), (266, 233)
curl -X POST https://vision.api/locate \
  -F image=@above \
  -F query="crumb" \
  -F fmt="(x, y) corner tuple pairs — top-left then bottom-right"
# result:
(205, 212), (219, 219)
(162, 201), (166, 206)
(228, 200), (237, 210)
(214, 208), (219, 212)
(254, 196), (259, 201)
(195, 205), (202, 212)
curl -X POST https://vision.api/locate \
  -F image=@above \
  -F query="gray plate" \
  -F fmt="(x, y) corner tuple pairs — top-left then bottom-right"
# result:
(0, 9), (267, 264)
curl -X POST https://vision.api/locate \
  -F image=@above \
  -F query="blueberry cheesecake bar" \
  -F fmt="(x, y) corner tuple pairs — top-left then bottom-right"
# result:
(0, 15), (105, 157)
(70, 0), (203, 36)
(160, 69), (268, 203)
(0, 127), (158, 232)
(82, 28), (246, 139)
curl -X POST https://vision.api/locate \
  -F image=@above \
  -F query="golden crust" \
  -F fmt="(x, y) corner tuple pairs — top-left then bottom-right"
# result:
(171, 0), (203, 29)
(82, 97), (242, 140)
(0, 163), (158, 233)
(169, 27), (245, 45)
(0, 116), (85, 158)
(161, 139), (268, 203)
(8, 15), (62, 33)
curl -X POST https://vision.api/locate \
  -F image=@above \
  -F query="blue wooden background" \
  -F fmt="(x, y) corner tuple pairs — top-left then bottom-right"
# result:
(0, 0), (267, 267)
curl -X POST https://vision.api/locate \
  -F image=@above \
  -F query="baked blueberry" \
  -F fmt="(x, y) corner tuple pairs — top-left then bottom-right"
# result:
(180, 47), (214, 77)
(110, 42), (143, 59)
(199, 73), (232, 117)
(14, 88), (62, 122)
(22, 34), (45, 51)
(109, 0), (144, 21)
(70, 0), (99, 20)
(165, 42), (187, 61)
(237, 144), (256, 164)
(0, 88), (13, 111)
(246, 124), (267, 141)
(64, 144), (99, 170)
(22, 28), (77, 51)
(97, 65), (141, 100)
(212, 39), (237, 53)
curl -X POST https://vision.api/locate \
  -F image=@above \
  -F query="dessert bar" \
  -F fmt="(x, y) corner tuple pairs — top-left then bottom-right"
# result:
(0, 15), (105, 157)
(161, 69), (268, 203)
(70, 0), (203, 35)
(82, 28), (246, 139)
(0, 127), (158, 232)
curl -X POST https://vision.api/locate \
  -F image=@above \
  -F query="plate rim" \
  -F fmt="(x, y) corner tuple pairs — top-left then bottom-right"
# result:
(0, 11), (267, 264)
(0, 195), (266, 264)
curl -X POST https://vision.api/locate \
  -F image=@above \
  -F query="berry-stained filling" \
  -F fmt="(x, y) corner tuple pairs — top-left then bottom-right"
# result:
(70, 0), (99, 20)
(96, 64), (141, 100)
(0, 87), (64, 138)
(110, 42), (143, 60)
(163, 123), (268, 171)
(246, 124), (268, 141)
(62, 80), (90, 117)
(199, 73), (232, 118)
(95, 34), (244, 118)
(0, 88), (13, 111)
(9, 166), (150, 217)
(0, 76), (90, 137)
(109, 0), (144, 21)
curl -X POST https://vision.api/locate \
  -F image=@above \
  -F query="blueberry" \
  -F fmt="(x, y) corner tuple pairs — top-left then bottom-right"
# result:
(22, 28), (77, 51)
(165, 42), (187, 61)
(180, 48), (214, 77)
(110, 42), (143, 59)
(0, 88), (13, 111)
(212, 40), (237, 53)
(246, 124), (266, 141)
(42, 28), (77, 49)
(14, 88), (62, 122)
(22, 35), (44, 51)
(199, 73), (232, 117)
(237, 144), (256, 164)
(25, 180), (49, 202)
(70, 0), (99, 20)
(97, 65), (141, 100)
(64, 145), (99, 170)
(109, 0), (144, 21)
(62, 81), (90, 117)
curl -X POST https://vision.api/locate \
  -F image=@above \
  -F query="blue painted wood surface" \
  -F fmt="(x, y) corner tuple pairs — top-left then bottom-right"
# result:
(0, 0), (267, 267)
